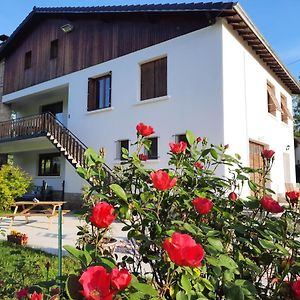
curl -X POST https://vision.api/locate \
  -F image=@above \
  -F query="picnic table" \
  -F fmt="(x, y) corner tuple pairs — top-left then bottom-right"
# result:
(5, 201), (68, 228)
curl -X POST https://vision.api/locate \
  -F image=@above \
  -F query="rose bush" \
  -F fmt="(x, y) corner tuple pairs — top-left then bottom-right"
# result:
(67, 123), (300, 300)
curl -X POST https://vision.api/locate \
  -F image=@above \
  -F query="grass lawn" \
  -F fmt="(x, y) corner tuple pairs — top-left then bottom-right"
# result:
(0, 240), (80, 299)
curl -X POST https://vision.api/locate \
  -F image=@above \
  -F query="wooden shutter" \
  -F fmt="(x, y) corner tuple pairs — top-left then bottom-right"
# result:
(281, 95), (293, 120)
(87, 78), (97, 111)
(141, 61), (155, 100)
(267, 82), (281, 112)
(155, 57), (167, 98)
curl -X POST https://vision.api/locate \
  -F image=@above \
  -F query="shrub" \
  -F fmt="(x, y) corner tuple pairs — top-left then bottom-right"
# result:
(65, 125), (300, 300)
(0, 164), (32, 210)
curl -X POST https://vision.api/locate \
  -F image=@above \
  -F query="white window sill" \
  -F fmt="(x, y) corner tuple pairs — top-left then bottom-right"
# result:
(86, 107), (114, 115)
(134, 95), (171, 106)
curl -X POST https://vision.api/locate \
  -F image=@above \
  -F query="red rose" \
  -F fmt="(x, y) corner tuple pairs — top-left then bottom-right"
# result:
(291, 280), (300, 300)
(228, 192), (238, 201)
(16, 288), (29, 300)
(138, 154), (148, 161)
(79, 266), (114, 300)
(90, 202), (117, 228)
(110, 268), (132, 291)
(260, 196), (284, 213)
(261, 149), (275, 159)
(286, 191), (300, 202)
(163, 232), (205, 267)
(169, 141), (187, 154)
(192, 197), (213, 215)
(31, 291), (43, 300)
(150, 170), (177, 191)
(136, 122), (154, 137)
(194, 162), (204, 169)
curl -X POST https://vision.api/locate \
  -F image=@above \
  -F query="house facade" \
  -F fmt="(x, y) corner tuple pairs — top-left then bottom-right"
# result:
(0, 2), (299, 207)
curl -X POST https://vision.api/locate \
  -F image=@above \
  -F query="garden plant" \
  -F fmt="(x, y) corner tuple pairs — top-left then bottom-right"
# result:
(0, 164), (32, 210)
(60, 122), (300, 300)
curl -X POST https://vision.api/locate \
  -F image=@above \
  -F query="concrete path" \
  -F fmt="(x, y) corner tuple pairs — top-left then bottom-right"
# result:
(0, 213), (126, 255)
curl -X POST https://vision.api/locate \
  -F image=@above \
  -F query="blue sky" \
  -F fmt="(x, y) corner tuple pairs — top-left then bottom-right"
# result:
(1, 0), (300, 78)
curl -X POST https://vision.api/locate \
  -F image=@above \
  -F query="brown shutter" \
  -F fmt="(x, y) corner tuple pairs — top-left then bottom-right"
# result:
(155, 57), (167, 98)
(281, 97), (293, 120)
(141, 61), (155, 100)
(87, 78), (96, 111)
(267, 83), (281, 111)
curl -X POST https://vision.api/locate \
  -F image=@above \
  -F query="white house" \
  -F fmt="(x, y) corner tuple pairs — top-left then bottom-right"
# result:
(0, 2), (299, 208)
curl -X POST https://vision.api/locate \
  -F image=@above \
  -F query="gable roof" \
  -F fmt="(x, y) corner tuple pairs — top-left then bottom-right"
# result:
(0, 2), (299, 94)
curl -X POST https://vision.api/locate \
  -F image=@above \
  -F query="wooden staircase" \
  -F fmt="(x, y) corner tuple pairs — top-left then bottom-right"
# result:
(0, 112), (113, 178)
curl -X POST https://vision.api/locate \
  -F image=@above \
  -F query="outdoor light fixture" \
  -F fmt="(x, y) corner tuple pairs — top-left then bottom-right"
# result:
(60, 24), (74, 33)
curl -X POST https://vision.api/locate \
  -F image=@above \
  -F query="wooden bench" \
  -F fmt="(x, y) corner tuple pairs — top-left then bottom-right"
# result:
(1, 201), (69, 229)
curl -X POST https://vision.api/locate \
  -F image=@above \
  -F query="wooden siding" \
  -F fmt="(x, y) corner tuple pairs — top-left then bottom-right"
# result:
(3, 13), (211, 94)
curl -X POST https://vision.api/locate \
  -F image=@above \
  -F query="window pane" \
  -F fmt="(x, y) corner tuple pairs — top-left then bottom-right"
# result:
(146, 137), (158, 159)
(119, 140), (129, 160)
(39, 154), (60, 176)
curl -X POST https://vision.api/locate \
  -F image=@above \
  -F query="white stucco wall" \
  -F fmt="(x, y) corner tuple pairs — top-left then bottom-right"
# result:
(2, 19), (296, 197)
(221, 20), (295, 195)
(3, 23), (225, 194)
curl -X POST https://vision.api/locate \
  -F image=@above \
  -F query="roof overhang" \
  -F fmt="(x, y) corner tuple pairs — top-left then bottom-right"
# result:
(224, 4), (300, 94)
(0, 2), (299, 94)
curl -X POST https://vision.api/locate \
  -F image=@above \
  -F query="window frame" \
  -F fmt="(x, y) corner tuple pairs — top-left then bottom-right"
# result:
(50, 39), (59, 60)
(175, 134), (188, 144)
(117, 139), (130, 161)
(87, 74), (112, 111)
(144, 137), (159, 160)
(38, 153), (61, 176)
(140, 56), (167, 101)
(24, 51), (32, 70)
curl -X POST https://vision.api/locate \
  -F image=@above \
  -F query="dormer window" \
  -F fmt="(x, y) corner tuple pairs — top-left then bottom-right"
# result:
(50, 39), (58, 59)
(24, 51), (32, 69)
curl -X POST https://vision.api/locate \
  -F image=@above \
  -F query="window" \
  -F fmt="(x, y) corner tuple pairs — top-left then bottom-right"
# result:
(145, 137), (158, 159)
(24, 51), (32, 69)
(117, 139), (129, 161)
(87, 74), (111, 111)
(249, 141), (264, 186)
(281, 94), (292, 124)
(141, 57), (167, 100)
(50, 39), (58, 59)
(175, 134), (188, 144)
(38, 153), (60, 176)
(267, 81), (280, 116)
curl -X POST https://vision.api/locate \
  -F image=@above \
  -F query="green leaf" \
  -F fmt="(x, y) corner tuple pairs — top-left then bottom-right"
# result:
(183, 223), (197, 235)
(207, 238), (224, 252)
(186, 130), (196, 146)
(225, 283), (244, 300)
(181, 274), (192, 293)
(200, 278), (214, 291)
(63, 245), (86, 264)
(219, 255), (239, 270)
(210, 149), (218, 160)
(176, 291), (188, 300)
(131, 281), (158, 297)
(258, 239), (275, 250)
(110, 183), (127, 202)
(248, 181), (257, 192)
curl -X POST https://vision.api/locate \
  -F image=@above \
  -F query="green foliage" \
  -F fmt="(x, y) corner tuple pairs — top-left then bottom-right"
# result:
(73, 129), (300, 299)
(0, 241), (80, 299)
(0, 164), (32, 210)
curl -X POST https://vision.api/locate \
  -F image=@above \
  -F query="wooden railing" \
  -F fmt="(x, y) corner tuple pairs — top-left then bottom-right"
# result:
(0, 113), (114, 181)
